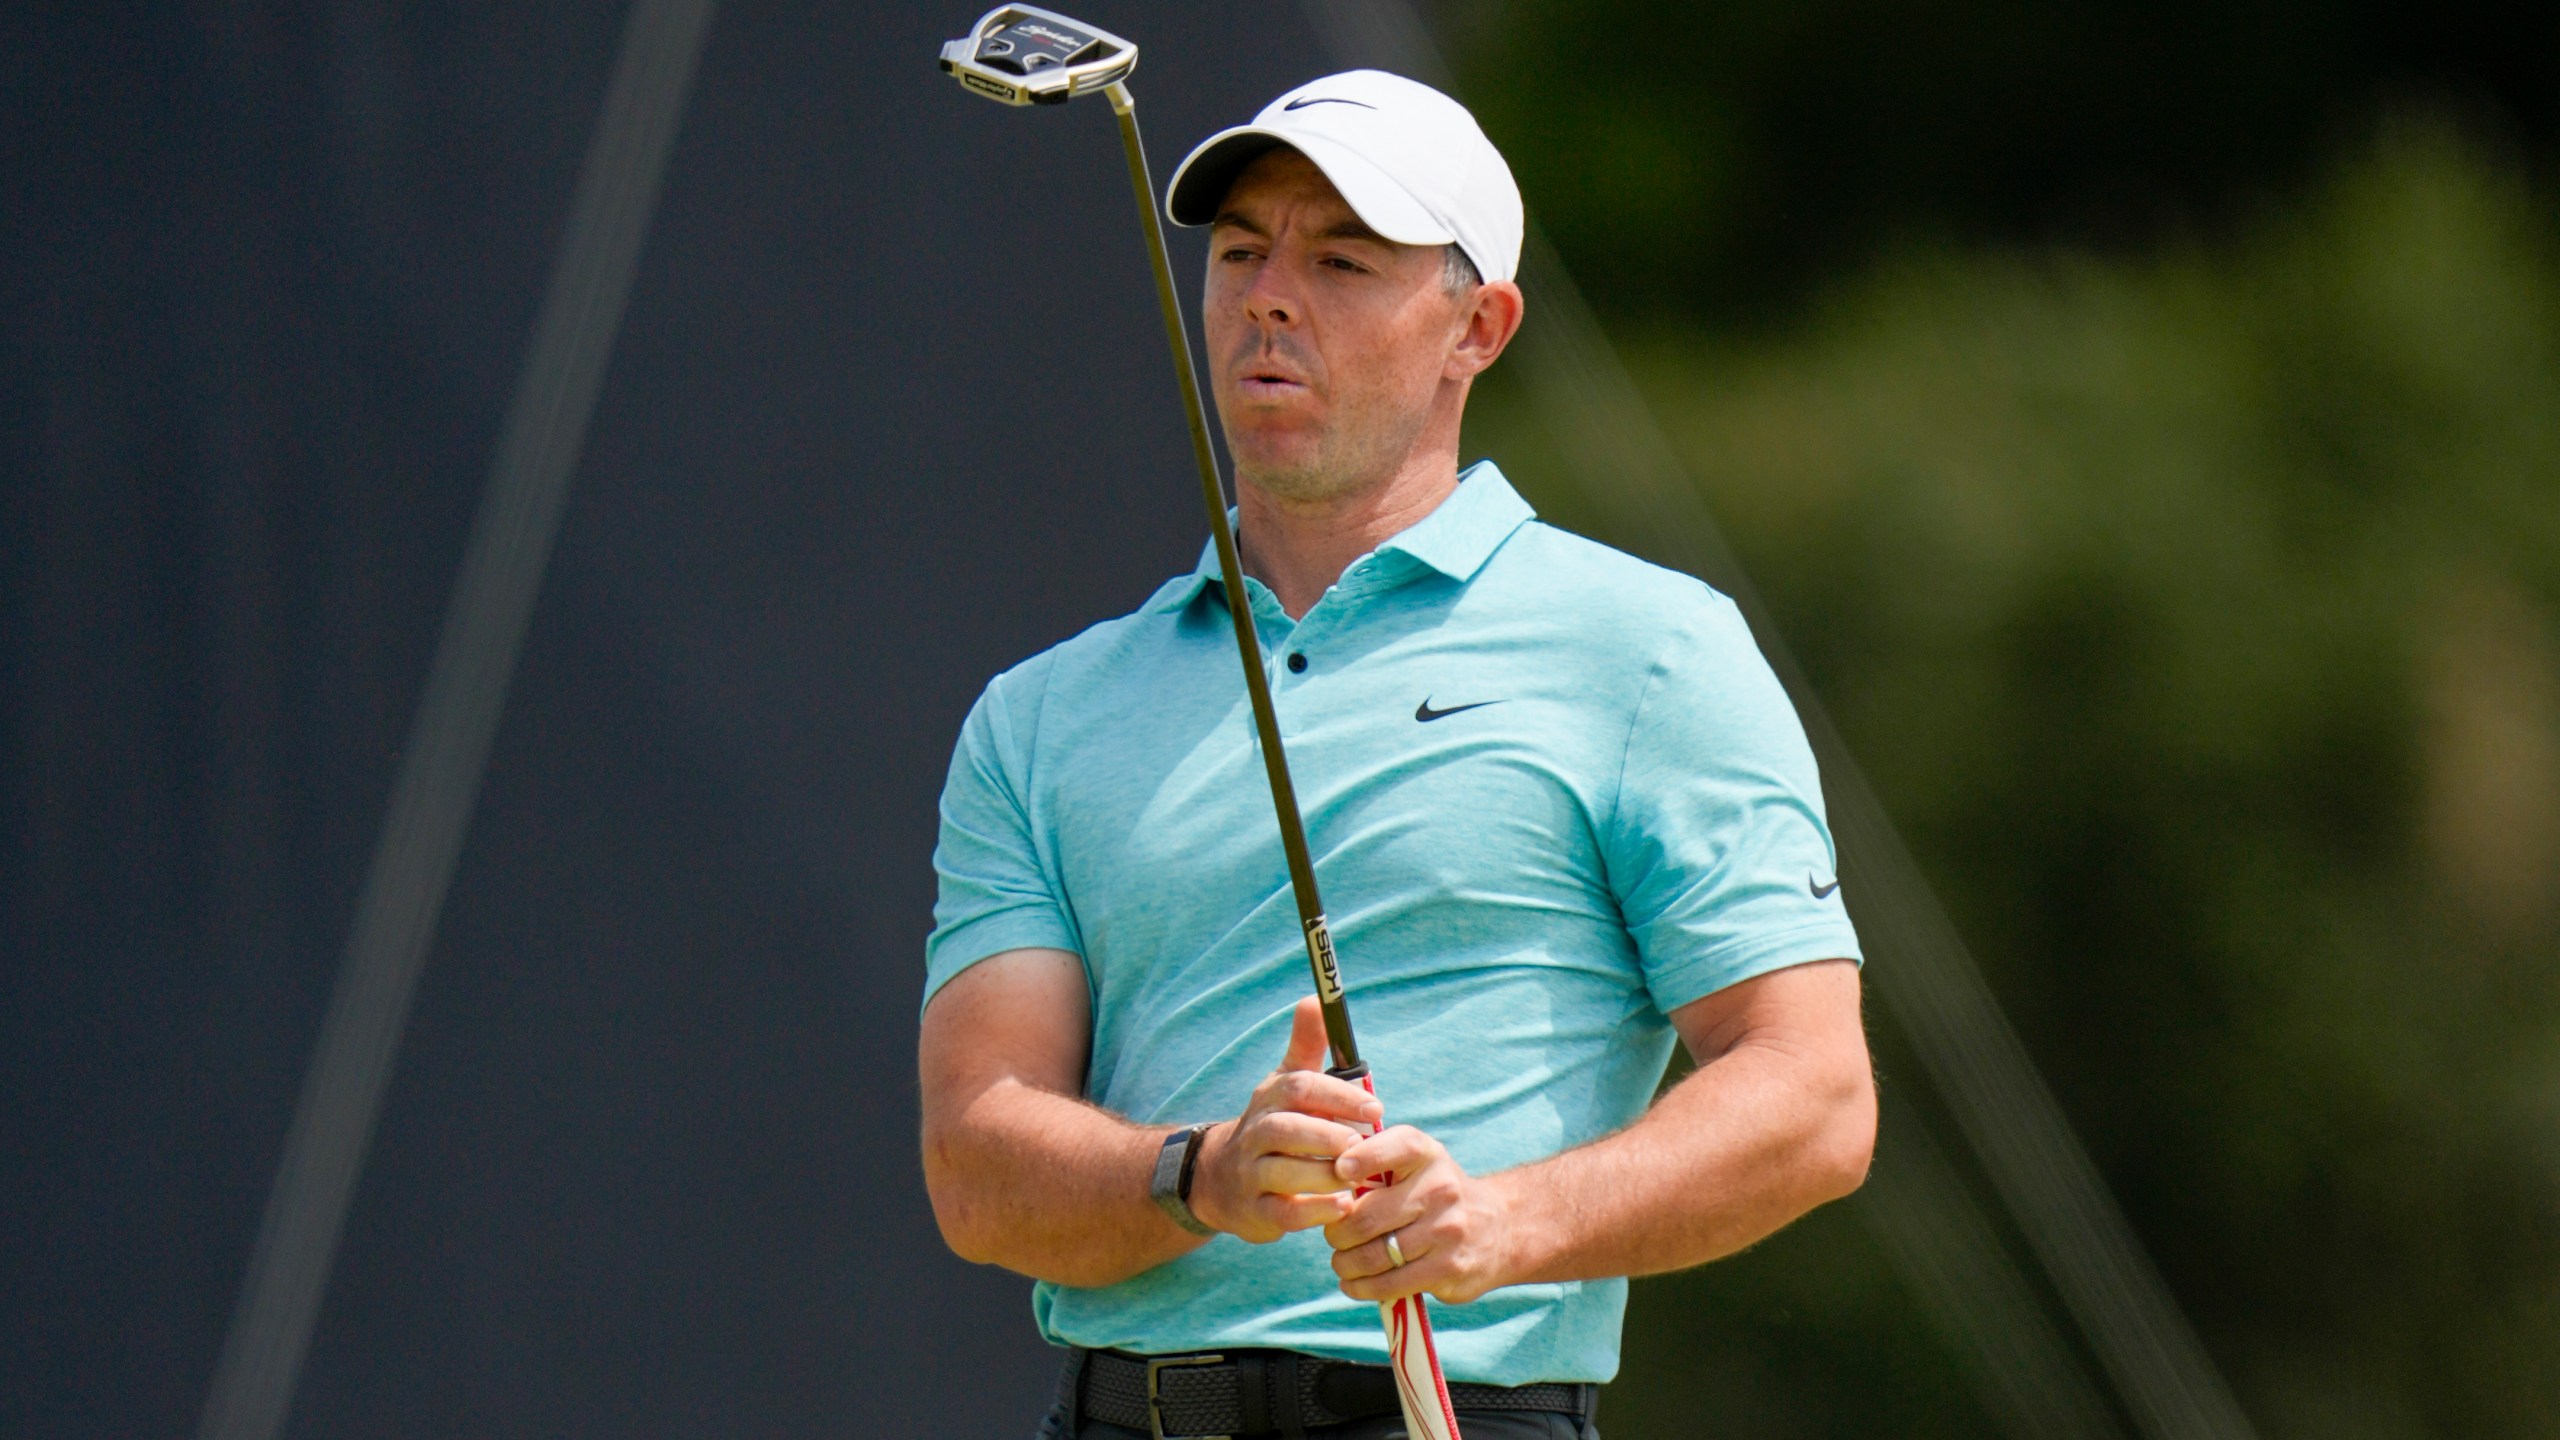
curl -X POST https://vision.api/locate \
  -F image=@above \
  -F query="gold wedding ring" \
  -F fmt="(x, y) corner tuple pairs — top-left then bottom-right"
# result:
(1384, 1232), (1407, 1269)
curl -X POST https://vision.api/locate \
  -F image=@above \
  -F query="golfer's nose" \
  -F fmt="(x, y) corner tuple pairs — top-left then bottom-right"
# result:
(1242, 259), (1299, 328)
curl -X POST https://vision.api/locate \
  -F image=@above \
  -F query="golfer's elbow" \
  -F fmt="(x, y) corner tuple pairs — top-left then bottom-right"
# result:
(932, 1205), (998, 1268)
(1804, 1056), (1878, 1203)
(917, 1103), (1047, 1269)
(920, 1127), (1007, 1265)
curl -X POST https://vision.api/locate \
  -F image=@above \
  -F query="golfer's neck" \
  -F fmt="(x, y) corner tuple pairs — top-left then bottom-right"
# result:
(1235, 450), (1458, 620)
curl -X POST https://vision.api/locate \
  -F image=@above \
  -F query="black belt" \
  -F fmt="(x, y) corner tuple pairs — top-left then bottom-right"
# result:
(1076, 1347), (1595, 1439)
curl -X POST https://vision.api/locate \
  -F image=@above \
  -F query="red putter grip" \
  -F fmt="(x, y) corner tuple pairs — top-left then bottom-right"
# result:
(1340, 1067), (1390, 1195)
(1340, 1070), (1465, 1440)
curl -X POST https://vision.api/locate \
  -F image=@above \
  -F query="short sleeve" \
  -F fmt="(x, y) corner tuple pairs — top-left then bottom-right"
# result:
(1602, 590), (1862, 1014)
(923, 676), (1081, 1012)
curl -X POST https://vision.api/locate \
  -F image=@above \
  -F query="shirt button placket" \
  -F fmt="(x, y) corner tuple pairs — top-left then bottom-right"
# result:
(1271, 608), (1326, 742)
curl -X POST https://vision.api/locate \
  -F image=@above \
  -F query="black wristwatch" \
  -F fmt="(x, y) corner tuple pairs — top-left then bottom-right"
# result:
(1150, 1122), (1217, 1237)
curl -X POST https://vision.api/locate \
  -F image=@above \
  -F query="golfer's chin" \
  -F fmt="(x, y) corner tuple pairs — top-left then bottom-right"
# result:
(1224, 422), (1336, 490)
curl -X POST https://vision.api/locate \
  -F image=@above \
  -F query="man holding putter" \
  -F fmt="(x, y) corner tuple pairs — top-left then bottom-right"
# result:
(921, 63), (1875, 1440)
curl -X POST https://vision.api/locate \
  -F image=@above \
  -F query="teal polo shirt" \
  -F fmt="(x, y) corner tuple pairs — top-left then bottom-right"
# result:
(925, 461), (1860, 1385)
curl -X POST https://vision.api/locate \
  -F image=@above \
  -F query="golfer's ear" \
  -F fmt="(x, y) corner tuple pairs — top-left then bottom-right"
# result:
(1279, 996), (1329, 1073)
(1450, 279), (1524, 378)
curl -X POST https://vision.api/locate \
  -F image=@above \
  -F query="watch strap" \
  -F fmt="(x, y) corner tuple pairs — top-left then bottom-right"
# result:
(1150, 1122), (1216, 1237)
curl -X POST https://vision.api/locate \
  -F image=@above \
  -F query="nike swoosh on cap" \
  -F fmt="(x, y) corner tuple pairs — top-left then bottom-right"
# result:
(1282, 95), (1375, 110)
(1415, 698), (1500, 723)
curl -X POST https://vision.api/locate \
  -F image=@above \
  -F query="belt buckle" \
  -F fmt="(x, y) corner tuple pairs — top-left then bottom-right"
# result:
(1144, 1353), (1230, 1440)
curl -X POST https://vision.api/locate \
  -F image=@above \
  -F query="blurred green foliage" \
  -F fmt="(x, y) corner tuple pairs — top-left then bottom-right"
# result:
(1443, 0), (2559, 326)
(1468, 121), (2560, 1437)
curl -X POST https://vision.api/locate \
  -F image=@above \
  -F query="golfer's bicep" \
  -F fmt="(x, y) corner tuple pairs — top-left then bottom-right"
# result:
(918, 947), (1093, 1127)
(1664, 957), (1864, 1069)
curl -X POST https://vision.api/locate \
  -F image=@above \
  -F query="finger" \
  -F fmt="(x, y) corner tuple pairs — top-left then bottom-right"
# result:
(1258, 1070), (1383, 1127)
(1340, 1246), (1444, 1304)
(1254, 1153), (1354, 1196)
(1277, 995), (1329, 1074)
(1333, 1124), (1442, 1183)
(1328, 1229), (1424, 1284)
(1323, 1177), (1430, 1251)
(1260, 1189), (1357, 1234)
(1242, 1111), (1363, 1161)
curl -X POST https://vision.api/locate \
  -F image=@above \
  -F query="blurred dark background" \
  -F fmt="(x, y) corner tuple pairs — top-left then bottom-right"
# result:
(1459, 0), (2560, 328)
(4, 2), (2555, 1437)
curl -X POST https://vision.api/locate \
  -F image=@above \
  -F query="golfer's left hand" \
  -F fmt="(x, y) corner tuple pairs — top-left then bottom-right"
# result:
(1322, 1125), (1515, 1305)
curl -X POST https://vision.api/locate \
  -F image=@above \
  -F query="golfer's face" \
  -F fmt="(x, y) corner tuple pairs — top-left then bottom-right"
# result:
(1202, 149), (1465, 494)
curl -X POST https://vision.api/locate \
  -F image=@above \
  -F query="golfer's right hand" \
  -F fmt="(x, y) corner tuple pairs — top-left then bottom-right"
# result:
(1188, 997), (1384, 1244)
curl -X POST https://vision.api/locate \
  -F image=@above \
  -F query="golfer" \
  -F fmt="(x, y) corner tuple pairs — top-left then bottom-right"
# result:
(922, 70), (1874, 1440)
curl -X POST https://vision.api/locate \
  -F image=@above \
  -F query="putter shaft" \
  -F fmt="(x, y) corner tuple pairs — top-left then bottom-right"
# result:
(1104, 82), (1362, 1074)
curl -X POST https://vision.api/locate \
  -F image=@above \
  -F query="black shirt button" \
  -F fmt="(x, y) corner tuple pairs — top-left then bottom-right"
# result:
(1287, 652), (1309, 673)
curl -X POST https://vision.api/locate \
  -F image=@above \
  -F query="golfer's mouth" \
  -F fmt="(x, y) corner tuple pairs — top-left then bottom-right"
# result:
(1236, 368), (1310, 398)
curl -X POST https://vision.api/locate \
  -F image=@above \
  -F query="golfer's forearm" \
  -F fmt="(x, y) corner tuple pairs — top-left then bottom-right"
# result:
(1491, 1037), (1874, 1284)
(923, 1079), (1202, 1286)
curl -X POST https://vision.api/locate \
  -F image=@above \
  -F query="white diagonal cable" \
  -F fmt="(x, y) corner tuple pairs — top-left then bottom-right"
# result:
(1865, 1103), (2127, 1439)
(192, 5), (717, 1438)
(1294, 5), (2255, 1438)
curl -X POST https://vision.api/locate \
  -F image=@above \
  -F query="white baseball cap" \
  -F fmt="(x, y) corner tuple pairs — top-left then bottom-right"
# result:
(1165, 70), (1524, 285)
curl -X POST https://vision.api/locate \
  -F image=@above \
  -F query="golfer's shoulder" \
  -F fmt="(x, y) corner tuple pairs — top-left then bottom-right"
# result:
(973, 578), (1197, 712)
(1489, 520), (1748, 653)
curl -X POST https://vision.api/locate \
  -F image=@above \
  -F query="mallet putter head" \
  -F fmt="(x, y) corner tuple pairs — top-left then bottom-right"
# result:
(938, 5), (1136, 106)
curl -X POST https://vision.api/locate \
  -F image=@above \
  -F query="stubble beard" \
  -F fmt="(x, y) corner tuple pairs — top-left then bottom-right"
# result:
(1228, 395), (1433, 509)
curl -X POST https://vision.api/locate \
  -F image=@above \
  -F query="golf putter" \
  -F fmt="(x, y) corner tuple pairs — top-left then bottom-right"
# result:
(939, 9), (1466, 1439)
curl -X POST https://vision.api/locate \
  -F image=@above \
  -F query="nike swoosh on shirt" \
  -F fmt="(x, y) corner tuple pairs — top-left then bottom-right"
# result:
(1811, 875), (1842, 899)
(1415, 698), (1501, 723)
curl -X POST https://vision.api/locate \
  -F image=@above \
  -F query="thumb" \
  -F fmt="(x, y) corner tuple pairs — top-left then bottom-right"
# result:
(1277, 995), (1329, 1073)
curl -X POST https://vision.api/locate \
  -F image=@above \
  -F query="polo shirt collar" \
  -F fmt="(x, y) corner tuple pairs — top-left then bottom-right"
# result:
(1153, 461), (1535, 613)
